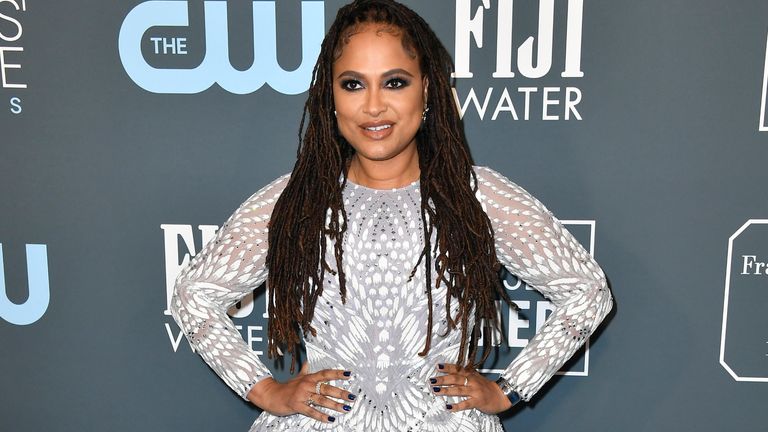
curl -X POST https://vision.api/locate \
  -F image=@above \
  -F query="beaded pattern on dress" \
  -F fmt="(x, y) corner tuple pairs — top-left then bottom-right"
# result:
(170, 166), (613, 432)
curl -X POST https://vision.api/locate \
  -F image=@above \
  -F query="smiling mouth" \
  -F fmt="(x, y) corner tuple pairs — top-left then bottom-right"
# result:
(364, 124), (392, 131)
(359, 122), (395, 140)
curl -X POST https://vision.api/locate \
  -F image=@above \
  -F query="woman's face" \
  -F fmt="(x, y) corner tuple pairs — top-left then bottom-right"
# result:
(332, 24), (427, 167)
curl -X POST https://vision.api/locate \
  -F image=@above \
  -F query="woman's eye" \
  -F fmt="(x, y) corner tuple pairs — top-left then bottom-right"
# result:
(341, 80), (363, 91)
(385, 78), (409, 89)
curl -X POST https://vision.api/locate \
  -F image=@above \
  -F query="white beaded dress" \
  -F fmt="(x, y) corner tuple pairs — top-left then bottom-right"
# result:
(170, 165), (614, 432)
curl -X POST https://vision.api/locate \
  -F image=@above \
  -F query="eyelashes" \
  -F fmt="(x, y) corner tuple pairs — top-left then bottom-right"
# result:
(340, 77), (411, 92)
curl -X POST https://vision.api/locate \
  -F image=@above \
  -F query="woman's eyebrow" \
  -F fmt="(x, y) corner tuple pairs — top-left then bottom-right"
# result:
(336, 68), (416, 80)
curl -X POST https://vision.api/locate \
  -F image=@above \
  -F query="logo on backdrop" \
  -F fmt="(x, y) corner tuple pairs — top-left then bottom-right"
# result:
(452, 0), (585, 122)
(161, 220), (597, 377)
(161, 224), (267, 355)
(0, 243), (50, 325)
(0, 0), (28, 114)
(479, 220), (596, 376)
(759, 32), (768, 131)
(118, 1), (325, 95)
(720, 220), (768, 382)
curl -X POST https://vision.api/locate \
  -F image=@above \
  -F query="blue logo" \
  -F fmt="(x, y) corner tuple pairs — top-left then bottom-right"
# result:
(0, 243), (50, 325)
(118, 1), (325, 95)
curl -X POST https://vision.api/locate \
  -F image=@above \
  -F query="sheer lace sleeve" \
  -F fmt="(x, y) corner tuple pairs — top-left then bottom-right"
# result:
(170, 173), (290, 400)
(473, 166), (613, 401)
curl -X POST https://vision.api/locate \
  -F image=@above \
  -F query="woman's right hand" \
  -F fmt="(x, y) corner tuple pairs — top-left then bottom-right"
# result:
(247, 366), (356, 423)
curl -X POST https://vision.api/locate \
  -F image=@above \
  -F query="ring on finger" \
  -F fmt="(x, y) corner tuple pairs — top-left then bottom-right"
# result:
(306, 396), (316, 407)
(463, 377), (469, 386)
(315, 381), (325, 395)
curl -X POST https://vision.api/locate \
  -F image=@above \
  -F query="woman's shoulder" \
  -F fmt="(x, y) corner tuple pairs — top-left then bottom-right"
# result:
(471, 165), (551, 214)
(471, 165), (523, 193)
(236, 172), (292, 212)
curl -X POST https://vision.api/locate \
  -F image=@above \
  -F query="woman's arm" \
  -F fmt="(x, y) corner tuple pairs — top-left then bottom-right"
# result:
(474, 166), (614, 402)
(170, 174), (290, 399)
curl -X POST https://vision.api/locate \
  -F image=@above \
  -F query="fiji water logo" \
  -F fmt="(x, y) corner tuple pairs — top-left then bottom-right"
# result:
(118, 1), (325, 95)
(0, 243), (50, 325)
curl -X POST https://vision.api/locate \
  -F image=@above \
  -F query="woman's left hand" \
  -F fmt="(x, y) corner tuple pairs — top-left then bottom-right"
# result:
(430, 363), (514, 414)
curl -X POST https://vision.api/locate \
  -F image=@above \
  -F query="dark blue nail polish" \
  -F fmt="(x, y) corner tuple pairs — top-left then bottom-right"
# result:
(328, 416), (336, 422)
(446, 404), (453, 410)
(438, 363), (445, 369)
(430, 378), (437, 384)
(347, 394), (356, 401)
(343, 405), (351, 412)
(343, 370), (351, 377)
(433, 387), (440, 392)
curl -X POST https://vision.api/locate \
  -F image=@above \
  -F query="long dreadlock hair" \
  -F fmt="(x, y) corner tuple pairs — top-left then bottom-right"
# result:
(266, 0), (514, 373)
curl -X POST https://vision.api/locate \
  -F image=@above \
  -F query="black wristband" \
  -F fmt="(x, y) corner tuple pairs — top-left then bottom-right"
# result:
(494, 377), (522, 406)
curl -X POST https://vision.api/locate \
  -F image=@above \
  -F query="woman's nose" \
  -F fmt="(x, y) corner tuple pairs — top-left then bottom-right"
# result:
(363, 88), (387, 116)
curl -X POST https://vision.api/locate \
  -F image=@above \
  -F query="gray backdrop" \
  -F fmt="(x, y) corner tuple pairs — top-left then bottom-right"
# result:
(2, 0), (767, 431)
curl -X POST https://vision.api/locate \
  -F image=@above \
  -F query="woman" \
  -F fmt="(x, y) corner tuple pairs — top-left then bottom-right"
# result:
(170, 0), (614, 431)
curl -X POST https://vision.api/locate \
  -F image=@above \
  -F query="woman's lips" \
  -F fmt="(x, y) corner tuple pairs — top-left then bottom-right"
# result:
(360, 122), (394, 140)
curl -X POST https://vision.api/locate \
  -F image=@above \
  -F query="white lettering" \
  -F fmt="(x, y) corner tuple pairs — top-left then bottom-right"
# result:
(740, 255), (768, 275)
(150, 36), (188, 55)
(453, 0), (490, 78)
(165, 322), (187, 353)
(542, 87), (560, 120)
(454, 86), (582, 121)
(452, 87), (494, 120)
(492, 87), (519, 120)
(493, 0), (515, 78)
(161, 224), (219, 315)
(0, 47), (25, 88)
(563, 0), (584, 77)
(455, 0), (584, 80)
(519, 87), (537, 121)
(518, 0), (554, 79)
(565, 87), (582, 120)
(0, 0), (23, 42)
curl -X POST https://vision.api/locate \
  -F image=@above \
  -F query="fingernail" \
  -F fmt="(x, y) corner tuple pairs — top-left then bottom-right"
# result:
(446, 404), (453, 410)
(437, 363), (444, 369)
(433, 387), (440, 392)
(343, 370), (351, 377)
(343, 405), (351, 412)
(347, 394), (356, 401)
(328, 416), (336, 422)
(429, 378), (437, 384)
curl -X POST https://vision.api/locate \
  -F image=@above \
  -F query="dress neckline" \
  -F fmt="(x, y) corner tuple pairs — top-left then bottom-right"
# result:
(343, 175), (420, 192)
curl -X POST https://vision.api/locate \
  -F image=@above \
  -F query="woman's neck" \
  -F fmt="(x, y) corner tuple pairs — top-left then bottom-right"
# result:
(346, 152), (420, 190)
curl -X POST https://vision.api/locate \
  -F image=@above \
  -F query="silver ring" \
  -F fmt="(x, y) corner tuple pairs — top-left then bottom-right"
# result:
(306, 396), (316, 407)
(463, 377), (469, 386)
(315, 381), (325, 395)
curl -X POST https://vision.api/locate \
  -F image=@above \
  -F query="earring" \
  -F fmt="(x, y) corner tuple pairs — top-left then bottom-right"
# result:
(422, 106), (430, 122)
(334, 110), (337, 116)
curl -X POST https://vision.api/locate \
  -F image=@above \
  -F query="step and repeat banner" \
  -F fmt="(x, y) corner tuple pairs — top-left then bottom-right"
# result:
(2, 1), (767, 431)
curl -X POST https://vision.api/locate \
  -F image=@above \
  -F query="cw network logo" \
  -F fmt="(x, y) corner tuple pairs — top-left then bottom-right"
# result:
(118, 1), (325, 95)
(720, 220), (768, 382)
(0, 243), (50, 325)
